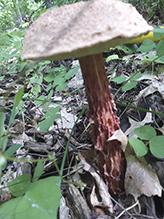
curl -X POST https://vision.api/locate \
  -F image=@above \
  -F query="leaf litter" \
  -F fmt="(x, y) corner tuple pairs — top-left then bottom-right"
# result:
(1, 33), (164, 219)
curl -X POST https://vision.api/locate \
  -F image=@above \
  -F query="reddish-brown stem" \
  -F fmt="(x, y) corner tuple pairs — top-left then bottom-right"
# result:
(79, 53), (126, 196)
(79, 53), (120, 150)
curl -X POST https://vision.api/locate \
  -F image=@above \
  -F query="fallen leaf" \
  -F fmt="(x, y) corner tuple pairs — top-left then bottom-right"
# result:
(79, 153), (113, 213)
(125, 155), (163, 200)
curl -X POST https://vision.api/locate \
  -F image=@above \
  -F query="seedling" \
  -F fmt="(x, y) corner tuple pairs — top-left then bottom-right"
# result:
(129, 125), (164, 158)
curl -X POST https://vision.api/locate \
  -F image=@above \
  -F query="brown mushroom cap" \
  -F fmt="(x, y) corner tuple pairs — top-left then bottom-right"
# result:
(22, 0), (152, 61)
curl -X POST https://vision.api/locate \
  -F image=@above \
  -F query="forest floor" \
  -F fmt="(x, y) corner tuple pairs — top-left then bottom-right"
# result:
(1, 3), (164, 219)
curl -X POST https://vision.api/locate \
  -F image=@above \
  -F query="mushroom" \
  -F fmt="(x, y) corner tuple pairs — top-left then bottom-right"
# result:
(22, 0), (153, 196)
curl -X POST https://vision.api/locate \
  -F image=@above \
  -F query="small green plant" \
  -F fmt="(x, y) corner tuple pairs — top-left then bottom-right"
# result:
(129, 125), (164, 158)
(108, 27), (164, 93)
(111, 72), (142, 92)
(0, 162), (61, 219)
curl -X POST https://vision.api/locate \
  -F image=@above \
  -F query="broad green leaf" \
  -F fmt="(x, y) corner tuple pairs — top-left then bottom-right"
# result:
(137, 39), (155, 52)
(56, 82), (67, 91)
(14, 87), (24, 107)
(43, 61), (51, 65)
(149, 136), (164, 158)
(106, 55), (119, 62)
(2, 142), (21, 170)
(46, 69), (55, 73)
(65, 67), (79, 80)
(47, 89), (53, 99)
(153, 27), (164, 40)
(15, 177), (61, 219)
(0, 177), (61, 219)
(8, 174), (31, 197)
(46, 83), (52, 92)
(18, 62), (27, 72)
(0, 112), (5, 137)
(122, 44), (138, 53)
(111, 76), (127, 84)
(129, 137), (148, 157)
(33, 162), (44, 182)
(7, 69), (15, 74)
(53, 76), (65, 87)
(39, 65), (47, 71)
(134, 125), (156, 140)
(8, 106), (18, 129)
(160, 55), (164, 62)
(5, 144), (22, 156)
(156, 40), (164, 56)
(122, 81), (137, 91)
(43, 101), (51, 111)
(131, 73), (142, 80)
(42, 106), (60, 119)
(0, 196), (22, 219)
(1, 135), (8, 152)
(34, 95), (45, 105)
(38, 114), (61, 132)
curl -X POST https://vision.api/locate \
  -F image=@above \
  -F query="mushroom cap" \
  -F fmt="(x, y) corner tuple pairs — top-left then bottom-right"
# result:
(22, 0), (153, 61)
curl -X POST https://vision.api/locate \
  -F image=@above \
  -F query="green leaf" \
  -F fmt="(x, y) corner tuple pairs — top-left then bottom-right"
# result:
(153, 27), (164, 40)
(106, 55), (119, 62)
(33, 162), (44, 182)
(38, 107), (61, 132)
(38, 114), (61, 132)
(43, 101), (51, 111)
(2, 144), (21, 171)
(131, 72), (142, 80)
(42, 106), (60, 119)
(46, 83), (52, 92)
(8, 107), (17, 129)
(111, 76), (127, 84)
(134, 125), (156, 140)
(34, 95), (45, 105)
(56, 82), (67, 91)
(0, 177), (61, 219)
(156, 40), (164, 56)
(159, 55), (164, 63)
(47, 89), (53, 99)
(122, 81), (137, 91)
(18, 62), (27, 72)
(129, 137), (148, 157)
(137, 39), (155, 52)
(0, 196), (22, 219)
(53, 76), (65, 87)
(149, 136), (164, 158)
(14, 87), (24, 107)
(1, 135), (8, 152)
(7, 69), (16, 74)
(65, 67), (79, 80)
(117, 45), (135, 54)
(5, 144), (22, 156)
(15, 177), (61, 219)
(0, 112), (5, 138)
(8, 174), (31, 197)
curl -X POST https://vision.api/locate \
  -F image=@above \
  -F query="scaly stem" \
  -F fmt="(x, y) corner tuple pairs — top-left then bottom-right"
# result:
(79, 53), (126, 196)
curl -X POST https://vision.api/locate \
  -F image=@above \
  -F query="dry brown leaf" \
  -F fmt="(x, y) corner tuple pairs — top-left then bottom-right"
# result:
(79, 153), (114, 213)
(125, 112), (153, 137)
(107, 128), (128, 152)
(125, 155), (163, 200)
(137, 73), (164, 99)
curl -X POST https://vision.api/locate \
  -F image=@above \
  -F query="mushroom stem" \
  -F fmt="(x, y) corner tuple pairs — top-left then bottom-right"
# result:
(79, 53), (126, 196)
(79, 53), (120, 150)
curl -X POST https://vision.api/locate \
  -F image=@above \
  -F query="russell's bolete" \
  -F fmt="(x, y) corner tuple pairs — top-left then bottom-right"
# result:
(22, 0), (153, 196)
